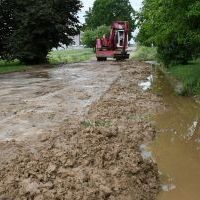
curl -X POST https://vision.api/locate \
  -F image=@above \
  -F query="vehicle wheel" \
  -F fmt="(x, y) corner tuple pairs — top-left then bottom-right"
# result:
(97, 57), (107, 61)
(116, 57), (124, 61)
(97, 57), (102, 61)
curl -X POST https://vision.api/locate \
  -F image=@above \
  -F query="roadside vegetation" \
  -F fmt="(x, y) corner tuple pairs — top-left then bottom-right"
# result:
(0, 60), (27, 74)
(133, 46), (200, 96)
(132, 46), (157, 61)
(48, 48), (94, 64)
(137, 0), (200, 66)
(168, 59), (200, 96)
(0, 48), (94, 74)
(0, 0), (82, 64)
(135, 0), (200, 96)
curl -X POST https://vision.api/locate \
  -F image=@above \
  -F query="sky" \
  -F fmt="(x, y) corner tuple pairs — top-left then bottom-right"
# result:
(78, 0), (143, 23)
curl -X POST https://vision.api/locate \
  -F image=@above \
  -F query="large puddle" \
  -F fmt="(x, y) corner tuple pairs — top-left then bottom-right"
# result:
(143, 68), (200, 200)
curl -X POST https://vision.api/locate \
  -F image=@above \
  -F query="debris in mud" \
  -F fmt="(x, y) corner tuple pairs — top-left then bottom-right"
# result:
(139, 75), (153, 91)
(186, 120), (199, 140)
(140, 144), (154, 160)
(0, 61), (161, 199)
(161, 184), (176, 192)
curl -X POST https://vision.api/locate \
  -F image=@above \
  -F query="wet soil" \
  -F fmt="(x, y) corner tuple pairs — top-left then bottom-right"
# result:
(0, 61), (120, 141)
(0, 60), (161, 200)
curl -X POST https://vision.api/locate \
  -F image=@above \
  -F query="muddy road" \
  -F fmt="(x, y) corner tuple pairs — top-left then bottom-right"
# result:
(0, 61), (120, 141)
(0, 60), (161, 199)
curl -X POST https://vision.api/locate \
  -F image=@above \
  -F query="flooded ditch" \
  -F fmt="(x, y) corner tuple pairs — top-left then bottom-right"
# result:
(141, 67), (200, 200)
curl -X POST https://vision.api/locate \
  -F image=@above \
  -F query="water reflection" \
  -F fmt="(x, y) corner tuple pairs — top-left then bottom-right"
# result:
(145, 67), (200, 200)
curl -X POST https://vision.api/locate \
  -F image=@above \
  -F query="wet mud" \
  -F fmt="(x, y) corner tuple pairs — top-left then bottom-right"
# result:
(0, 61), (120, 141)
(0, 61), (161, 199)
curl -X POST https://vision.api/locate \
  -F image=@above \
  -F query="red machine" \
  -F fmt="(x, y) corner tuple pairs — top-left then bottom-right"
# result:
(96, 21), (130, 61)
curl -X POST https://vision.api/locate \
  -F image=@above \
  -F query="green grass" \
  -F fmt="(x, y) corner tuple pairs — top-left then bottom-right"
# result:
(81, 119), (112, 128)
(48, 48), (94, 64)
(132, 46), (200, 96)
(0, 60), (27, 74)
(0, 48), (94, 74)
(168, 59), (200, 95)
(132, 46), (157, 61)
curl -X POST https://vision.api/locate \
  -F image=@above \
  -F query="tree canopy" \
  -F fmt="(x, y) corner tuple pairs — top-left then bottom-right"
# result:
(84, 0), (136, 34)
(0, 0), (15, 60)
(0, 0), (82, 64)
(82, 25), (110, 49)
(137, 0), (200, 65)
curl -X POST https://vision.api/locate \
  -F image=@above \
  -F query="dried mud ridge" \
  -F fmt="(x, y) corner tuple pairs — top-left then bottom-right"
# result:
(0, 61), (161, 200)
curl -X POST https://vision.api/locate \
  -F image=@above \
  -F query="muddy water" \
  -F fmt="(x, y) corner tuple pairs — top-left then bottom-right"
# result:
(148, 68), (200, 200)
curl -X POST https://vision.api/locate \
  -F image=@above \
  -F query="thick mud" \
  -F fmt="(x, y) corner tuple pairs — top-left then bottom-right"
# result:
(0, 61), (161, 199)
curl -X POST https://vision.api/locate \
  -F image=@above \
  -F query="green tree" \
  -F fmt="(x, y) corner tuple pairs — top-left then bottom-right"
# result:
(82, 29), (97, 49)
(137, 0), (200, 65)
(85, 0), (136, 34)
(0, 0), (82, 64)
(82, 25), (110, 50)
(0, 0), (15, 60)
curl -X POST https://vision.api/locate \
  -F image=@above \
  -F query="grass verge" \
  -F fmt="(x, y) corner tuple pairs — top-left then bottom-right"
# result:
(133, 46), (200, 96)
(48, 48), (94, 64)
(168, 59), (200, 96)
(0, 48), (94, 74)
(132, 46), (157, 61)
(0, 60), (28, 74)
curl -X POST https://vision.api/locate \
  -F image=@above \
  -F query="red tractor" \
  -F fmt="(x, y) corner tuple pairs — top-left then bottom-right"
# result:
(96, 21), (130, 61)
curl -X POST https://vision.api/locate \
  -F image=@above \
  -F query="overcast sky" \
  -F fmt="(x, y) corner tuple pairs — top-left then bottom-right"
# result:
(78, 0), (143, 23)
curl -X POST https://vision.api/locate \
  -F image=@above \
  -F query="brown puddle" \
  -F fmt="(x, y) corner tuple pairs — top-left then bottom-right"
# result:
(142, 68), (200, 200)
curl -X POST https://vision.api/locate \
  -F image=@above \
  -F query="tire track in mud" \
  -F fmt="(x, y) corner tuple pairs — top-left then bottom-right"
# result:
(0, 61), (161, 200)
